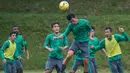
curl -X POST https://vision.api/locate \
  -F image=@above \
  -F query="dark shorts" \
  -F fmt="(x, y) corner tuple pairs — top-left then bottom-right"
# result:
(89, 58), (98, 73)
(3, 62), (16, 73)
(72, 59), (84, 71)
(15, 58), (23, 70)
(69, 41), (89, 58)
(45, 57), (63, 73)
(108, 59), (124, 73)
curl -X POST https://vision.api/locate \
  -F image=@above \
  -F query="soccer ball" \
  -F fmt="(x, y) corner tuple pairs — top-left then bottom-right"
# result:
(59, 1), (69, 11)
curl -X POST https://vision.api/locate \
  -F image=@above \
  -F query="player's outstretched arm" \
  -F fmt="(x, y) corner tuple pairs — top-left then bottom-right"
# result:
(115, 27), (130, 42)
(26, 49), (29, 60)
(91, 39), (105, 51)
(54, 24), (72, 40)
(102, 49), (108, 58)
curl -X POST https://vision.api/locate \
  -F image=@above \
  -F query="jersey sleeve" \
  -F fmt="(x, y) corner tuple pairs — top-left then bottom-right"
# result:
(114, 32), (129, 43)
(95, 38), (100, 45)
(44, 35), (50, 49)
(63, 24), (72, 37)
(0, 41), (10, 60)
(94, 39), (105, 51)
(63, 36), (69, 47)
(85, 20), (92, 32)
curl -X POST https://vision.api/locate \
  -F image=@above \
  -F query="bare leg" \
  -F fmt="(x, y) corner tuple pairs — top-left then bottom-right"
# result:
(84, 58), (88, 73)
(61, 50), (75, 72)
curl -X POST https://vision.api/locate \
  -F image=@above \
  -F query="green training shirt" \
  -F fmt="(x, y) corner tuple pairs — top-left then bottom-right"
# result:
(89, 37), (99, 58)
(15, 34), (24, 56)
(44, 33), (68, 59)
(93, 32), (129, 61)
(63, 19), (92, 42)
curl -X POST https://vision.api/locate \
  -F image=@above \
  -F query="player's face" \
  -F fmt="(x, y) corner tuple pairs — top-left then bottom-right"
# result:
(52, 24), (60, 33)
(10, 34), (16, 41)
(71, 18), (78, 24)
(90, 30), (95, 36)
(104, 29), (111, 37)
(12, 27), (19, 33)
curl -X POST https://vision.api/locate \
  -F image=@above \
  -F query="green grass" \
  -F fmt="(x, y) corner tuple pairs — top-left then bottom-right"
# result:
(0, 0), (130, 71)
(0, 69), (130, 73)
(0, 12), (130, 70)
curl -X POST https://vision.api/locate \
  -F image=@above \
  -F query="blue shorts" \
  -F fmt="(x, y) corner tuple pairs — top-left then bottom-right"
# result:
(69, 41), (89, 58)
(72, 59), (84, 71)
(108, 59), (124, 73)
(3, 62), (16, 73)
(15, 59), (23, 70)
(89, 58), (98, 73)
(45, 57), (63, 73)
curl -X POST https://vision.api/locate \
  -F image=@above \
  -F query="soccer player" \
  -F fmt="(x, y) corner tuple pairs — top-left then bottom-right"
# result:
(89, 27), (99, 73)
(54, 13), (92, 73)
(0, 32), (21, 73)
(44, 22), (68, 73)
(11, 25), (27, 73)
(91, 27), (129, 73)
(69, 50), (84, 73)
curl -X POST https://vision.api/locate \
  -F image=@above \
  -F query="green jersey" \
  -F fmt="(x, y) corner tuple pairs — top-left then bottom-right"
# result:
(89, 37), (99, 58)
(0, 40), (18, 63)
(63, 19), (92, 42)
(93, 32), (129, 61)
(44, 33), (68, 59)
(15, 34), (24, 56)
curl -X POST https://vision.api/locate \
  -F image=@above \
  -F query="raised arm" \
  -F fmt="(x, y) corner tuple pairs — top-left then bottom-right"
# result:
(85, 20), (92, 32)
(115, 28), (129, 42)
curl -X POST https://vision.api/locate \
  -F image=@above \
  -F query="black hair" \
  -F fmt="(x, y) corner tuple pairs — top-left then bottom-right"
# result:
(104, 27), (112, 32)
(12, 25), (18, 29)
(10, 32), (16, 36)
(66, 13), (75, 21)
(91, 26), (95, 30)
(51, 22), (60, 28)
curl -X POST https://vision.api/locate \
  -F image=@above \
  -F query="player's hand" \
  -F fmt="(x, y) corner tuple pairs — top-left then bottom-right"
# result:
(3, 59), (6, 64)
(119, 27), (124, 33)
(18, 56), (21, 60)
(59, 46), (66, 51)
(49, 48), (54, 52)
(90, 45), (94, 49)
(59, 46), (64, 50)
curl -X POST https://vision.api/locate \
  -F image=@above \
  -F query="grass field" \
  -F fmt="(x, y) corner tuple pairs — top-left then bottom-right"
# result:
(0, 12), (130, 70)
